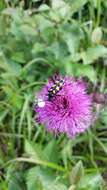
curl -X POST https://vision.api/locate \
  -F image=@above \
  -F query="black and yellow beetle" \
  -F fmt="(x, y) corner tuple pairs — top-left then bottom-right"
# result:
(48, 78), (65, 101)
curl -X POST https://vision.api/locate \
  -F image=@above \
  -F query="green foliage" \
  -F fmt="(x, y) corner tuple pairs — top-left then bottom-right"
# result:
(0, 0), (107, 189)
(26, 166), (67, 190)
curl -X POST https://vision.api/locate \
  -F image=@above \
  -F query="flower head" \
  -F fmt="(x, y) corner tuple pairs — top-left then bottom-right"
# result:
(34, 75), (92, 138)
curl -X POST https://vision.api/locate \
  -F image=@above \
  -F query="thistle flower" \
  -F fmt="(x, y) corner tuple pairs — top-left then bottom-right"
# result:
(34, 76), (92, 138)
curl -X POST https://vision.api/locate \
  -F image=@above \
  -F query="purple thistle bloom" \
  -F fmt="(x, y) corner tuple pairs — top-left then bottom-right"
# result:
(34, 76), (92, 138)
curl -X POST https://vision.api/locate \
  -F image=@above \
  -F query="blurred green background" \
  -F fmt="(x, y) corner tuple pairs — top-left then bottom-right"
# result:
(0, 0), (107, 189)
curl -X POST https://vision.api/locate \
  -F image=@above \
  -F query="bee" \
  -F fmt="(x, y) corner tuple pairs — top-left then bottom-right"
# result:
(48, 77), (65, 101)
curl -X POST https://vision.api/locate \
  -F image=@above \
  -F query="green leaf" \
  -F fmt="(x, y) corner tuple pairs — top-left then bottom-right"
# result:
(7, 166), (25, 190)
(74, 64), (96, 82)
(11, 52), (26, 64)
(2, 8), (18, 16)
(26, 167), (54, 190)
(2, 84), (23, 110)
(26, 167), (67, 190)
(70, 161), (84, 185)
(63, 57), (96, 81)
(63, 24), (84, 55)
(91, 27), (102, 44)
(100, 107), (107, 126)
(51, 0), (66, 9)
(32, 0), (41, 2)
(78, 173), (103, 189)
(38, 4), (50, 12)
(43, 140), (59, 163)
(32, 43), (45, 54)
(8, 173), (24, 190)
(0, 0), (5, 10)
(20, 24), (36, 36)
(24, 139), (43, 160)
(81, 45), (107, 64)
(51, 0), (70, 18)
(61, 140), (72, 167)
(0, 54), (22, 76)
(70, 0), (87, 16)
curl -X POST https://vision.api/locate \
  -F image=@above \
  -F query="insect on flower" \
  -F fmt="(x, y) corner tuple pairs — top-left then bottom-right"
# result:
(47, 75), (65, 101)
